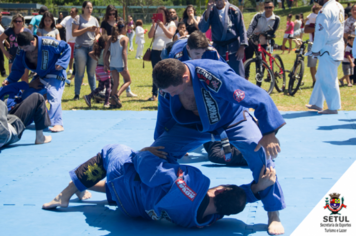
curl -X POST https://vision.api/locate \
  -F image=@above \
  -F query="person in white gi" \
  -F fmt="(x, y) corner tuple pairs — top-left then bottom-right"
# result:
(305, 0), (344, 114)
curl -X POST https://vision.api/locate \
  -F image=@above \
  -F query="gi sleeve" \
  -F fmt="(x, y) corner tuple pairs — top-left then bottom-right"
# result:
(154, 93), (173, 140)
(132, 151), (178, 190)
(311, 13), (329, 53)
(6, 53), (25, 84)
(235, 11), (248, 46)
(216, 66), (285, 135)
(198, 10), (211, 33)
(240, 182), (261, 203)
(55, 40), (71, 70)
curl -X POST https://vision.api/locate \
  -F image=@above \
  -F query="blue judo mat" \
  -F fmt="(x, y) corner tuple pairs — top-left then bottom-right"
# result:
(1, 110), (355, 236)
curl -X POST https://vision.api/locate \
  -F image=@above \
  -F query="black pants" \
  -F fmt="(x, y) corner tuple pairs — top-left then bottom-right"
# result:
(151, 50), (162, 97)
(203, 141), (248, 166)
(350, 59), (356, 84)
(9, 93), (51, 130)
(0, 50), (6, 76)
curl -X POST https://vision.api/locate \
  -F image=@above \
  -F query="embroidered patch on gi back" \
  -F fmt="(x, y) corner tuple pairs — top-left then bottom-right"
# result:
(196, 67), (222, 93)
(176, 168), (197, 201)
(233, 89), (245, 102)
(175, 51), (183, 59)
(202, 88), (221, 124)
(42, 38), (59, 48)
(41, 50), (49, 70)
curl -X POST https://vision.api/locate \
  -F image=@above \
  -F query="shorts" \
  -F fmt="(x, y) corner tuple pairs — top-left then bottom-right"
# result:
(307, 43), (318, 68)
(96, 65), (111, 82)
(283, 34), (294, 39)
(110, 66), (124, 72)
(342, 63), (354, 76)
(68, 42), (75, 59)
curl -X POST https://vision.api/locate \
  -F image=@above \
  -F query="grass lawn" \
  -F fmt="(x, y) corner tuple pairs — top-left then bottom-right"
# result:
(1, 5), (355, 111)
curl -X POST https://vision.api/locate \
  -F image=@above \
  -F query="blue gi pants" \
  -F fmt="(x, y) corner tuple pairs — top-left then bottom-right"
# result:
(152, 114), (286, 212)
(22, 77), (65, 126)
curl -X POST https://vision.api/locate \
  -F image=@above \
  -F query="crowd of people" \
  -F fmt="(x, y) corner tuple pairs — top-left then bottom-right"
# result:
(0, 0), (353, 234)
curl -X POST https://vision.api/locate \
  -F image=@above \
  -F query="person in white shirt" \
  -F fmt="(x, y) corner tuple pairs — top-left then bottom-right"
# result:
(305, 0), (344, 114)
(56, 7), (78, 76)
(135, 19), (145, 59)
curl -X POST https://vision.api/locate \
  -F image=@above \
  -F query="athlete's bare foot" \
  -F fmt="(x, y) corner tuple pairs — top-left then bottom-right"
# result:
(268, 211), (284, 235)
(318, 109), (338, 114)
(49, 125), (64, 132)
(35, 135), (52, 144)
(42, 182), (78, 209)
(75, 190), (92, 200)
(305, 104), (322, 111)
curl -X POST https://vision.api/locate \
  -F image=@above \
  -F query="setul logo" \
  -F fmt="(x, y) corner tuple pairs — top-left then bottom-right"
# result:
(324, 193), (347, 215)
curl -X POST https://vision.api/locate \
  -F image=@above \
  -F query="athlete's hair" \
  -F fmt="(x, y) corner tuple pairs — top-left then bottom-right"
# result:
(17, 31), (35, 46)
(39, 11), (56, 29)
(187, 31), (210, 50)
(214, 185), (247, 216)
(152, 59), (186, 89)
(111, 20), (127, 43)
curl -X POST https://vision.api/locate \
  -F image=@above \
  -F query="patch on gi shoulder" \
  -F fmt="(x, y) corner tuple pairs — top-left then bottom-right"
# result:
(176, 168), (197, 201)
(233, 89), (245, 103)
(159, 89), (167, 98)
(42, 38), (59, 48)
(41, 50), (49, 70)
(201, 88), (221, 124)
(318, 23), (324, 31)
(196, 67), (222, 93)
(175, 51), (183, 59)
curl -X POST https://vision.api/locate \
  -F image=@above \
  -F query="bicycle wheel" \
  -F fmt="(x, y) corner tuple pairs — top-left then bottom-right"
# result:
(272, 54), (286, 93)
(288, 59), (305, 96)
(244, 58), (275, 95)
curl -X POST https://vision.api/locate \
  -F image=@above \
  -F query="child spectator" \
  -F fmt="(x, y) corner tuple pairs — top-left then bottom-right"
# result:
(37, 12), (61, 41)
(135, 19), (145, 59)
(340, 35), (355, 87)
(84, 34), (112, 108)
(282, 14), (294, 54)
(293, 14), (302, 39)
(104, 20), (132, 108)
(173, 22), (188, 41)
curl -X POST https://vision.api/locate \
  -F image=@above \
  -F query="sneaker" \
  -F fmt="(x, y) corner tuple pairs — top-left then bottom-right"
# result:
(147, 96), (157, 101)
(83, 95), (91, 107)
(103, 103), (111, 108)
(1, 73), (8, 77)
(73, 95), (79, 101)
(110, 95), (122, 108)
(126, 91), (137, 97)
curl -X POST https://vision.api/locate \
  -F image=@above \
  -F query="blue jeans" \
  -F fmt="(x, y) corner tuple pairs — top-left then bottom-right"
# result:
(127, 32), (135, 51)
(74, 45), (96, 95)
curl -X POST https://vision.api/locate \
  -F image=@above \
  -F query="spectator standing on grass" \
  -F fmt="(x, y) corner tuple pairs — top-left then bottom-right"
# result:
(0, 13), (8, 77)
(0, 14), (31, 83)
(100, 5), (117, 36)
(304, 5), (321, 87)
(168, 8), (179, 27)
(56, 7), (78, 77)
(344, 4), (356, 85)
(57, 13), (66, 41)
(72, 1), (99, 101)
(127, 15), (135, 52)
(147, 6), (176, 101)
(281, 14), (294, 54)
(29, 6), (48, 35)
(37, 12), (61, 41)
(199, 0), (248, 77)
(182, 5), (201, 35)
(339, 35), (354, 87)
(135, 20), (145, 59)
(293, 14), (302, 39)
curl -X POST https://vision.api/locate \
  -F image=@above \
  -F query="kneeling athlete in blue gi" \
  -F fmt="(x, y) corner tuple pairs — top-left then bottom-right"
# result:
(1, 31), (70, 132)
(42, 144), (276, 228)
(152, 59), (285, 235)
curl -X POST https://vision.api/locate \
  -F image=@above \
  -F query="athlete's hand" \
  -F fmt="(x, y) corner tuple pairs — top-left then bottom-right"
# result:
(141, 146), (168, 159)
(29, 77), (43, 90)
(55, 65), (63, 70)
(254, 133), (281, 159)
(2, 80), (9, 86)
(235, 46), (245, 60)
(257, 165), (276, 191)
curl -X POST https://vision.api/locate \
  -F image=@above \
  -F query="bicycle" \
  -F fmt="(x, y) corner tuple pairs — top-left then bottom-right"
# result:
(244, 34), (286, 95)
(286, 39), (310, 96)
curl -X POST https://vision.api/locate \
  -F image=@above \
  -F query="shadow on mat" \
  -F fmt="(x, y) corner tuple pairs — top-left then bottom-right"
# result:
(25, 124), (53, 133)
(49, 205), (267, 235)
(202, 164), (249, 169)
(317, 124), (356, 131)
(339, 119), (356, 122)
(324, 138), (356, 146)
(282, 111), (319, 119)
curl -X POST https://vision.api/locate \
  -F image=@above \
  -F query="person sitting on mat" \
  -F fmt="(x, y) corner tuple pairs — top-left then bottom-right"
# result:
(43, 144), (276, 228)
(0, 93), (52, 148)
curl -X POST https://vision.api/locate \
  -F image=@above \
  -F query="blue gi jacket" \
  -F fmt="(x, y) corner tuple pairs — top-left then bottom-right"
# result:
(101, 144), (259, 228)
(0, 82), (28, 111)
(6, 36), (71, 84)
(154, 60), (285, 140)
(166, 38), (224, 62)
(198, 1), (248, 56)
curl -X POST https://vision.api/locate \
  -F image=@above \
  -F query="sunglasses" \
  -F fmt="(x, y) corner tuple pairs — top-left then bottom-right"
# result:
(264, 6), (273, 9)
(109, 13), (116, 16)
(14, 20), (23, 23)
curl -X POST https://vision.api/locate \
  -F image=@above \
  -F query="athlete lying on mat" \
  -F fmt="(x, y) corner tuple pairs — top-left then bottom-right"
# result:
(43, 144), (276, 228)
